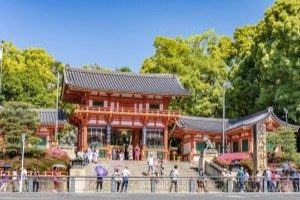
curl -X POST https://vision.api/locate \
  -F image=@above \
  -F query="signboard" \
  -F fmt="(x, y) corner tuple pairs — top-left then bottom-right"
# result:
(106, 124), (111, 144)
(142, 125), (147, 146)
(253, 123), (267, 173)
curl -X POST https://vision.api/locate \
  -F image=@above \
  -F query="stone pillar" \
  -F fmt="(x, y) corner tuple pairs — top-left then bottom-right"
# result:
(253, 123), (267, 173)
(163, 126), (168, 160)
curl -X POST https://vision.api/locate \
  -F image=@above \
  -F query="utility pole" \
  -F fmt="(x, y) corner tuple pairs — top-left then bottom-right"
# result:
(0, 41), (4, 96)
(20, 133), (25, 193)
(283, 107), (288, 125)
(55, 72), (60, 143)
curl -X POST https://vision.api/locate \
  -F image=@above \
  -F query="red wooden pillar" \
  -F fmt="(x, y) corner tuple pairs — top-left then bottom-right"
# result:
(191, 135), (195, 162)
(163, 126), (168, 160)
(249, 130), (253, 154)
(135, 129), (140, 146)
(77, 127), (81, 150)
(82, 122), (88, 150)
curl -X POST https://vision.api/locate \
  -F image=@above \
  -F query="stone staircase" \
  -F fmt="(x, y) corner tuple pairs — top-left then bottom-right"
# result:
(76, 160), (199, 192)
(86, 160), (199, 177)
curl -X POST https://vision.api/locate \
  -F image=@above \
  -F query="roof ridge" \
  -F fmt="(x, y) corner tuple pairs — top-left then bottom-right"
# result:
(181, 115), (228, 121)
(36, 108), (62, 111)
(67, 67), (178, 79)
(231, 108), (269, 122)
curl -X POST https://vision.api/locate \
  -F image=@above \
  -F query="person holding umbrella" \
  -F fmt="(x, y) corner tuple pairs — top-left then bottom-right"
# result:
(53, 167), (59, 193)
(95, 164), (108, 192)
(0, 169), (8, 192)
(96, 173), (103, 192)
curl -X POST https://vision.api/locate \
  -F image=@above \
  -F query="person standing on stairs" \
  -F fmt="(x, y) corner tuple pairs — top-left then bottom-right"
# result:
(96, 173), (103, 192)
(121, 166), (130, 193)
(134, 144), (140, 161)
(169, 165), (178, 192)
(147, 152), (154, 175)
(113, 169), (122, 192)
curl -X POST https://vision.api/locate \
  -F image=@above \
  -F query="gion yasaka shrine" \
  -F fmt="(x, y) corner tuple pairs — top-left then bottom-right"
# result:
(57, 67), (300, 163)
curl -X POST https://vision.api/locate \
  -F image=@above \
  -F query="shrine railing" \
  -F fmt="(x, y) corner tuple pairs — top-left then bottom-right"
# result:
(73, 106), (180, 118)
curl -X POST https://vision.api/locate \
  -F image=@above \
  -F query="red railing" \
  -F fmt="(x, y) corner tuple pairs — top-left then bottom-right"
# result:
(74, 106), (180, 117)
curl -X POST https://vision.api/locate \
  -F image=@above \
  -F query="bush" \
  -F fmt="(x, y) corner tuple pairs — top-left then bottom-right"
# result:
(0, 148), (70, 171)
(214, 153), (252, 167)
(24, 147), (46, 158)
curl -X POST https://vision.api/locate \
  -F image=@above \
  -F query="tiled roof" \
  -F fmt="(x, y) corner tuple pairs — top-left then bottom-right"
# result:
(37, 109), (67, 125)
(176, 116), (230, 133)
(175, 107), (300, 133)
(63, 68), (190, 96)
(227, 107), (300, 131)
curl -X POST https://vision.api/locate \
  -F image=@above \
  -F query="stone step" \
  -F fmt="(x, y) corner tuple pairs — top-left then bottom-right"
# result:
(73, 160), (199, 192)
(84, 161), (199, 178)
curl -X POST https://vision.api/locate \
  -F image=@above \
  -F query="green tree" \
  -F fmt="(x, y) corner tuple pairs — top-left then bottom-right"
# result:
(228, 0), (300, 122)
(0, 101), (40, 157)
(1, 42), (58, 108)
(116, 66), (132, 72)
(266, 126), (297, 161)
(82, 64), (104, 71)
(141, 30), (228, 117)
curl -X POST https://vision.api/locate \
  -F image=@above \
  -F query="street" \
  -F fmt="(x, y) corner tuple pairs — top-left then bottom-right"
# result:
(0, 193), (300, 200)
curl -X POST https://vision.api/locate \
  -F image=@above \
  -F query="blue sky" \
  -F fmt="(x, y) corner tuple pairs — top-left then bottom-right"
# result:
(0, 0), (275, 72)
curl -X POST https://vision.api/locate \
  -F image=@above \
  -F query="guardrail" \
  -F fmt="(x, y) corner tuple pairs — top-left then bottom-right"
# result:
(0, 176), (299, 193)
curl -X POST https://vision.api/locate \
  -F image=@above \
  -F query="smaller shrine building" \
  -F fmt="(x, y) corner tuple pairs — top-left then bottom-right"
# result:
(172, 107), (300, 163)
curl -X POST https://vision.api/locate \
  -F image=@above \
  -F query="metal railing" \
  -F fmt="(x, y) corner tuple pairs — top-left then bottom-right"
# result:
(0, 176), (299, 193)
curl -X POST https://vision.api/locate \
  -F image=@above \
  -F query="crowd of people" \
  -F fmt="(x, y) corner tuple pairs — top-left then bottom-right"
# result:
(0, 167), (62, 193)
(192, 166), (300, 193)
(76, 144), (142, 164)
(0, 168), (32, 192)
(147, 152), (164, 177)
(76, 146), (99, 164)
(95, 166), (131, 193)
(222, 166), (300, 193)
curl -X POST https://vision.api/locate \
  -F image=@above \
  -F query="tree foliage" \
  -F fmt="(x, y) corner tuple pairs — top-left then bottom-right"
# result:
(116, 66), (132, 72)
(82, 64), (104, 71)
(266, 126), (297, 161)
(141, 30), (229, 117)
(0, 101), (40, 157)
(227, 0), (300, 122)
(0, 42), (61, 108)
(0, 0), (299, 126)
